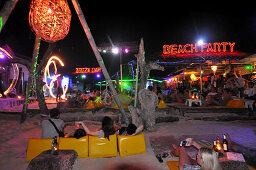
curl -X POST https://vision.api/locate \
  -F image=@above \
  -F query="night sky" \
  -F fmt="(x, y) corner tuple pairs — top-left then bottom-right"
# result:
(0, 1), (256, 76)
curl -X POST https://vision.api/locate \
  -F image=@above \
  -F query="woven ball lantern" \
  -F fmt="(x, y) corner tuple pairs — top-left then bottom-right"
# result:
(29, 0), (71, 43)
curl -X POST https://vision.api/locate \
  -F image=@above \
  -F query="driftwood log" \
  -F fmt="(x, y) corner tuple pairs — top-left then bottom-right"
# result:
(138, 89), (158, 131)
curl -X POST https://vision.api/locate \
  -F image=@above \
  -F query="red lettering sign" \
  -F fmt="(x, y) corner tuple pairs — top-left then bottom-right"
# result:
(163, 42), (235, 55)
(75, 67), (101, 74)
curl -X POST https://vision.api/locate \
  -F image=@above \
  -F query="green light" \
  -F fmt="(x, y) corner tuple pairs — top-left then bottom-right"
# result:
(246, 65), (253, 70)
(0, 17), (2, 31)
(123, 83), (127, 87)
(81, 74), (86, 79)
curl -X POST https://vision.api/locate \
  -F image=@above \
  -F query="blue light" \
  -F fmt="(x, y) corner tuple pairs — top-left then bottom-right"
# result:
(96, 73), (101, 78)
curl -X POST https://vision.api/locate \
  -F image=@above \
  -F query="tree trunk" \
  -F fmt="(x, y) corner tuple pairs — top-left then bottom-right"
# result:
(138, 89), (158, 131)
(35, 77), (48, 114)
(0, 0), (19, 33)
(71, 0), (129, 125)
(35, 43), (56, 114)
(21, 36), (41, 123)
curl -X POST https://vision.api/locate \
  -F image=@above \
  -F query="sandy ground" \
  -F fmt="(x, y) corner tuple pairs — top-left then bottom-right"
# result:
(0, 113), (255, 170)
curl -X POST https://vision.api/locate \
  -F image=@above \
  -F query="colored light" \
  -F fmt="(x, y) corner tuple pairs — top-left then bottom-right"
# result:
(102, 49), (107, 53)
(112, 47), (119, 54)
(75, 67), (101, 74)
(246, 65), (253, 70)
(211, 66), (218, 72)
(123, 83), (127, 87)
(43, 56), (67, 99)
(0, 48), (19, 97)
(198, 40), (204, 46)
(29, 0), (71, 42)
(0, 17), (2, 31)
(47, 8), (52, 13)
(124, 48), (129, 54)
(81, 74), (86, 79)
(96, 74), (101, 78)
(163, 42), (236, 56)
(0, 52), (4, 59)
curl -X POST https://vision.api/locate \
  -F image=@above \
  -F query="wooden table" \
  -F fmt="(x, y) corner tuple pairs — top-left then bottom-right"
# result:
(27, 150), (78, 170)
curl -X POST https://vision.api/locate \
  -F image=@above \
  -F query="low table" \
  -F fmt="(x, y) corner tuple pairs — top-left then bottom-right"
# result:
(185, 99), (202, 107)
(27, 150), (78, 170)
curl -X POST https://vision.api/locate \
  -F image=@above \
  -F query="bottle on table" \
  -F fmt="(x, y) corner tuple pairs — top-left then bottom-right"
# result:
(51, 136), (58, 155)
(216, 136), (222, 151)
(223, 134), (229, 152)
(212, 140), (217, 151)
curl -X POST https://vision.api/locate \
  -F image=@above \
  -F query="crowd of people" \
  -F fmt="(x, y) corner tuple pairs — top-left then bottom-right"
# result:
(165, 71), (256, 107)
(39, 71), (253, 170)
(42, 108), (225, 170)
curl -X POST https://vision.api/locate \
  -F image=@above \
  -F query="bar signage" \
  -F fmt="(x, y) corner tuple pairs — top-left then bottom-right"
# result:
(75, 67), (101, 74)
(163, 42), (235, 55)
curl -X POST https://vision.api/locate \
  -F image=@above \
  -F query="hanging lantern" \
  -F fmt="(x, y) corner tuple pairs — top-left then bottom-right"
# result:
(190, 74), (196, 81)
(29, 0), (71, 42)
(211, 66), (218, 74)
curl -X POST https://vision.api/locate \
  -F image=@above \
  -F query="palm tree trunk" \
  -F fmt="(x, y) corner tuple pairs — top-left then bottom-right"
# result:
(0, 0), (19, 33)
(21, 36), (41, 123)
(71, 0), (129, 125)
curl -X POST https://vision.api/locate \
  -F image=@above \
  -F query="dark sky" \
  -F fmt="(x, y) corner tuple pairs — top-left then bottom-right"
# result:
(0, 0), (256, 75)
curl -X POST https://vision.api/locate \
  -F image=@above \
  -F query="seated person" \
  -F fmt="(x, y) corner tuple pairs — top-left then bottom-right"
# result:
(73, 128), (86, 139)
(244, 82), (256, 100)
(205, 88), (232, 106)
(118, 123), (144, 136)
(171, 138), (221, 170)
(42, 108), (65, 138)
(76, 116), (116, 140)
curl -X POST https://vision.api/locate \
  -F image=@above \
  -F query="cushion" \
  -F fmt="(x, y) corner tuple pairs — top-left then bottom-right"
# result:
(225, 100), (245, 108)
(59, 136), (88, 158)
(26, 136), (89, 162)
(118, 133), (146, 157)
(26, 138), (52, 162)
(166, 161), (179, 170)
(158, 100), (167, 108)
(89, 134), (117, 158)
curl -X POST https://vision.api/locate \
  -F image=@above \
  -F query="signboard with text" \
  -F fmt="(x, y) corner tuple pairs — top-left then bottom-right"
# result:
(75, 67), (101, 74)
(163, 42), (236, 57)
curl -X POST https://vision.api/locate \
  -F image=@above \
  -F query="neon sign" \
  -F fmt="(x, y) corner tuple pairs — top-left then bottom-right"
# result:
(163, 42), (235, 55)
(75, 67), (101, 74)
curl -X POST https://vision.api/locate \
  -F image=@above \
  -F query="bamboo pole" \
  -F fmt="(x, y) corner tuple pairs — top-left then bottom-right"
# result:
(0, 0), (19, 33)
(71, 0), (129, 125)
(21, 36), (41, 123)
(134, 59), (139, 107)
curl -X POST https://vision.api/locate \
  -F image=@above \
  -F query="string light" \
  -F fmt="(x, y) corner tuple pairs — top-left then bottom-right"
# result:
(29, 0), (71, 42)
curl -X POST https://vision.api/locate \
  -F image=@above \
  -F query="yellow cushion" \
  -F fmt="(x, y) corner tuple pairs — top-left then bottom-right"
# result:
(89, 134), (117, 158)
(225, 100), (245, 108)
(26, 138), (52, 162)
(158, 100), (167, 108)
(166, 161), (179, 170)
(118, 133), (146, 157)
(59, 136), (88, 158)
(86, 100), (96, 109)
(114, 103), (128, 109)
(26, 136), (89, 162)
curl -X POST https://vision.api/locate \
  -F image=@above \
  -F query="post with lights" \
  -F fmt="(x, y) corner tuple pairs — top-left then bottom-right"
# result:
(112, 47), (129, 92)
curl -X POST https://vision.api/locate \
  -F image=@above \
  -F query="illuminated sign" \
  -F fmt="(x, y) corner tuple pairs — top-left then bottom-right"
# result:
(75, 67), (101, 74)
(163, 42), (235, 55)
